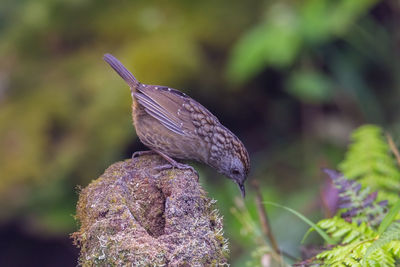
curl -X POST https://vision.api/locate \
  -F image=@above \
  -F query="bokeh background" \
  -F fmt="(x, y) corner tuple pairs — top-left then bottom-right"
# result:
(0, 0), (399, 266)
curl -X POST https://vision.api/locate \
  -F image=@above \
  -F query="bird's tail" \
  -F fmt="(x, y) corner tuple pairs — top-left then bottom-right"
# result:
(103, 54), (140, 94)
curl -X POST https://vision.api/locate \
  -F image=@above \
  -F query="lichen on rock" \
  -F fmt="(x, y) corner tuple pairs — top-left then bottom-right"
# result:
(72, 154), (229, 266)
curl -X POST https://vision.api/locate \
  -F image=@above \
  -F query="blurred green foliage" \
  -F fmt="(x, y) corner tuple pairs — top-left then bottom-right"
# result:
(227, 0), (378, 82)
(0, 0), (257, 231)
(0, 0), (399, 265)
(340, 125), (400, 204)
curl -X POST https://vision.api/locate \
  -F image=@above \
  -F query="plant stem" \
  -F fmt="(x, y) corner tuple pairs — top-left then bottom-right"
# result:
(386, 133), (400, 167)
(252, 180), (281, 256)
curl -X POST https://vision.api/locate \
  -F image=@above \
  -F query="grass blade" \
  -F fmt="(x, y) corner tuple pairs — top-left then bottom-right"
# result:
(378, 198), (400, 234)
(264, 201), (336, 244)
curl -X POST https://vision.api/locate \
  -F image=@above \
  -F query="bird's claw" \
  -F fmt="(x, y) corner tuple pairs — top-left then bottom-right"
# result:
(131, 150), (156, 159)
(155, 163), (199, 181)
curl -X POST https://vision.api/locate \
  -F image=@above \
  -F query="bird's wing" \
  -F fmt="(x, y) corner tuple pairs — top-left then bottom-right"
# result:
(134, 85), (201, 135)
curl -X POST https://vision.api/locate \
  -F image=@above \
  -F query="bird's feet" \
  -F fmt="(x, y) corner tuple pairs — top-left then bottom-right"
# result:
(132, 150), (199, 180)
(154, 150), (199, 180)
(155, 161), (196, 172)
(155, 162), (199, 180)
(131, 150), (156, 159)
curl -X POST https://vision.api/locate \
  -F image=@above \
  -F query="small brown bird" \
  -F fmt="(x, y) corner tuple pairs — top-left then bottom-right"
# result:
(104, 54), (250, 197)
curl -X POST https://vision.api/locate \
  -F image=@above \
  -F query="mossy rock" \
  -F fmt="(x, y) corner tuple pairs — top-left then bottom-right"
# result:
(72, 154), (228, 266)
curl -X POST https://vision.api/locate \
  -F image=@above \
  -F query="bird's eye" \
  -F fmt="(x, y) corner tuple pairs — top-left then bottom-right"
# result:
(231, 169), (240, 175)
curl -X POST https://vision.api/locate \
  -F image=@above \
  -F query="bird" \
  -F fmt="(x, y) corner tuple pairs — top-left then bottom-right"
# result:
(103, 53), (250, 197)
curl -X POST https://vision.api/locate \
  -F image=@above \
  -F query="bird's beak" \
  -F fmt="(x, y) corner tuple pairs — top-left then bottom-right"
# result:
(237, 182), (246, 198)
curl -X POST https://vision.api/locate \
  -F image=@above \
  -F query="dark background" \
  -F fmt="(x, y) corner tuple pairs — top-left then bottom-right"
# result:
(0, 0), (399, 266)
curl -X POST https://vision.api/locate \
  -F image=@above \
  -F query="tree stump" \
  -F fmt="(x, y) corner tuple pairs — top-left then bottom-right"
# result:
(72, 154), (229, 266)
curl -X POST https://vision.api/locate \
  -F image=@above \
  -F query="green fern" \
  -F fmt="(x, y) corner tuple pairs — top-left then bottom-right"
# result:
(315, 218), (400, 266)
(317, 240), (398, 267)
(309, 125), (400, 266)
(316, 223), (400, 266)
(317, 216), (376, 244)
(245, 124), (400, 266)
(363, 223), (400, 266)
(313, 196), (400, 266)
(339, 125), (400, 204)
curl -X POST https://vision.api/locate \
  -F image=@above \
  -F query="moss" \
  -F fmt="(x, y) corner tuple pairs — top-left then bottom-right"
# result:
(72, 154), (229, 266)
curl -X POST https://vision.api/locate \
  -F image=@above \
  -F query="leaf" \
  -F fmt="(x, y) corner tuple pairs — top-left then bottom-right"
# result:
(264, 201), (336, 244)
(226, 4), (301, 84)
(301, 227), (314, 244)
(323, 168), (387, 228)
(339, 125), (400, 205)
(378, 199), (400, 234)
(286, 70), (335, 103)
(362, 222), (400, 267)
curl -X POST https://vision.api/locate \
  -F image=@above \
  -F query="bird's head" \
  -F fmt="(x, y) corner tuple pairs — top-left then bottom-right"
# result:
(210, 137), (250, 198)
(225, 154), (249, 198)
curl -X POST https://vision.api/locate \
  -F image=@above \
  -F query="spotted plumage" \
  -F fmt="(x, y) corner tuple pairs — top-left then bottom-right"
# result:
(104, 53), (250, 197)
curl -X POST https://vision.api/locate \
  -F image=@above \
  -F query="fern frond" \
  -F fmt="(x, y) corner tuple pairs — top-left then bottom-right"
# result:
(316, 240), (371, 265)
(339, 125), (400, 204)
(300, 125), (400, 266)
(363, 223), (400, 265)
(317, 238), (398, 267)
(315, 215), (400, 266)
(318, 216), (376, 243)
(387, 240), (400, 256)
(323, 169), (387, 228)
